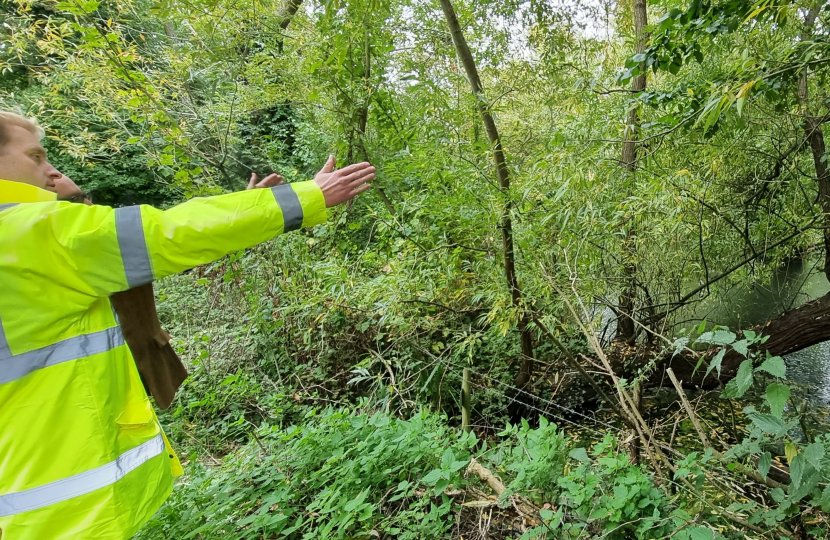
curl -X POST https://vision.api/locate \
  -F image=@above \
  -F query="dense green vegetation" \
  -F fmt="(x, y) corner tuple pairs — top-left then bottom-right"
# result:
(3, 0), (830, 537)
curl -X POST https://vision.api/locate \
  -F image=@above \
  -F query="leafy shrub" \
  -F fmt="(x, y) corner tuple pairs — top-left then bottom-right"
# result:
(137, 407), (477, 540)
(551, 435), (672, 539)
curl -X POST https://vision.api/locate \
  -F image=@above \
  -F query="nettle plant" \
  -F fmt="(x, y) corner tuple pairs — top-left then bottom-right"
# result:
(688, 329), (830, 530)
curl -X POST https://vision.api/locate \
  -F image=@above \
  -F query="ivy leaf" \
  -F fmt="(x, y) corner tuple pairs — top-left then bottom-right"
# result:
(764, 383), (790, 418)
(758, 452), (772, 478)
(755, 355), (786, 378)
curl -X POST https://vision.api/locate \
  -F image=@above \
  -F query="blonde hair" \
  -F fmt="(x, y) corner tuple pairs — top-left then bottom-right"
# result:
(0, 111), (45, 150)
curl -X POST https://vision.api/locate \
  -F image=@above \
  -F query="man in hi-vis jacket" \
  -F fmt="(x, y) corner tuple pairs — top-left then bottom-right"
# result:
(0, 111), (374, 539)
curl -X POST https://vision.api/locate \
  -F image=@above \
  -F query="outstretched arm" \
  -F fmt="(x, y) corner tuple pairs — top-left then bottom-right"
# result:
(11, 158), (374, 297)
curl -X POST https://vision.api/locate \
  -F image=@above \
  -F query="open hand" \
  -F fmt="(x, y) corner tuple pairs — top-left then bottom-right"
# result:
(313, 155), (374, 208)
(247, 172), (285, 190)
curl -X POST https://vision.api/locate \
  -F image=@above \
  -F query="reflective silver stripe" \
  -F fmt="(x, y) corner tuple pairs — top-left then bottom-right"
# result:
(0, 326), (124, 385)
(271, 184), (304, 232)
(115, 206), (153, 287)
(0, 203), (19, 212)
(0, 434), (165, 517)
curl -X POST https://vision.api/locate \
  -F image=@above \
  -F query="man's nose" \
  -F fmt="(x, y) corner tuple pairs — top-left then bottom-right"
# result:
(45, 163), (61, 188)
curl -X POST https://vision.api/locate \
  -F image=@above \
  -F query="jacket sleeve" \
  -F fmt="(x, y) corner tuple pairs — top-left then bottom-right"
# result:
(39, 181), (326, 297)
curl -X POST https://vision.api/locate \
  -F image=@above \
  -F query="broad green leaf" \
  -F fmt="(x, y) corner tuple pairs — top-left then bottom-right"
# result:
(569, 448), (589, 462)
(764, 383), (789, 418)
(731, 339), (748, 356)
(705, 349), (727, 378)
(758, 452), (771, 478)
(790, 454), (804, 490)
(748, 413), (785, 435)
(722, 360), (753, 398)
(688, 526), (714, 540)
(756, 356), (786, 378)
(441, 448), (455, 470)
(421, 469), (443, 486)
(697, 330), (736, 346)
(804, 442), (825, 470)
(434, 478), (450, 495)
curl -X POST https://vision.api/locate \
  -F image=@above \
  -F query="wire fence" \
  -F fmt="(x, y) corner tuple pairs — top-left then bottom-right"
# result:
(421, 353), (792, 493)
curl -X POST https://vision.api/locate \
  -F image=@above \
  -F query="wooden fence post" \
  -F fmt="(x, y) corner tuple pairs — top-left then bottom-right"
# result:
(462, 368), (471, 433)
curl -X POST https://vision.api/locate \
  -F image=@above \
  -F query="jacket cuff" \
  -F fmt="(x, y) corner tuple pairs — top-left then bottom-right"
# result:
(292, 180), (328, 228)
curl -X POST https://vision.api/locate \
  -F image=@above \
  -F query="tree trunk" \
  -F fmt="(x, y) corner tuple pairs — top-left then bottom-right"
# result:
(350, 27), (396, 215)
(663, 291), (830, 388)
(438, 0), (534, 391)
(797, 2), (830, 282)
(278, 0), (303, 30)
(617, 0), (649, 344)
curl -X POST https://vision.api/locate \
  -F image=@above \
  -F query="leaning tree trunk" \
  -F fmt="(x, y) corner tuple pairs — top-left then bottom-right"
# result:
(554, 290), (830, 411)
(662, 291), (830, 388)
(438, 0), (535, 391)
(617, 0), (649, 344)
(797, 2), (830, 282)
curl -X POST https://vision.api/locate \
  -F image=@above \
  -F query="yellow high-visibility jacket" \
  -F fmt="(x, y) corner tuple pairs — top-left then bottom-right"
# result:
(0, 178), (327, 539)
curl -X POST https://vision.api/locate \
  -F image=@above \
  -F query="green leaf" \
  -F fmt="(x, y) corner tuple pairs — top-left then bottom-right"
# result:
(764, 383), (790, 418)
(449, 459), (469, 473)
(723, 359), (753, 398)
(758, 452), (771, 478)
(731, 339), (748, 356)
(569, 448), (589, 462)
(804, 442), (825, 470)
(434, 478), (450, 495)
(539, 509), (554, 521)
(421, 469), (443, 486)
(756, 356), (786, 378)
(748, 413), (785, 435)
(344, 490), (366, 512)
(697, 330), (736, 346)
(790, 455), (804, 490)
(441, 448), (455, 470)
(673, 337), (690, 357)
(705, 349), (727, 378)
(688, 526), (714, 540)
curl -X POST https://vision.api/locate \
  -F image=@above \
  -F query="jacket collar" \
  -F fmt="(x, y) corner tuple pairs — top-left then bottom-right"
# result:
(0, 179), (58, 204)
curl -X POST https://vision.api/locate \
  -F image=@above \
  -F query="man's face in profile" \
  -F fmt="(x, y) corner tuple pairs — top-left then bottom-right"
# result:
(0, 125), (60, 190)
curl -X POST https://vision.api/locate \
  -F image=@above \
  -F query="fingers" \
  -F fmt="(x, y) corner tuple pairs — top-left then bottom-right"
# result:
(335, 161), (373, 176)
(320, 155), (336, 174)
(256, 173), (284, 188)
(352, 183), (372, 195)
(247, 172), (258, 190)
(342, 167), (375, 185)
(347, 171), (375, 187)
